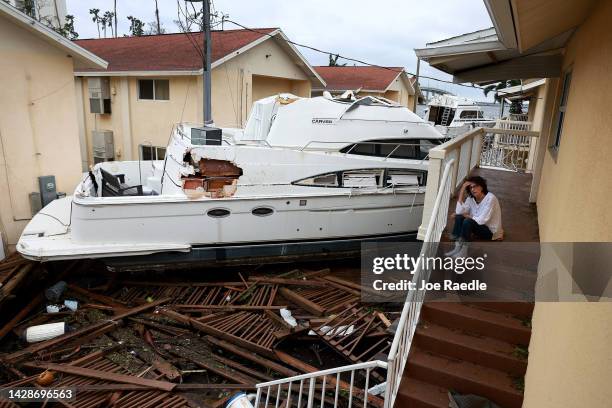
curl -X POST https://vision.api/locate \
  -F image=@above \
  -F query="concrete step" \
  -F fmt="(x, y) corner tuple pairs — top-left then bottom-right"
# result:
(407, 348), (524, 408)
(395, 377), (449, 408)
(421, 302), (531, 346)
(415, 321), (527, 376)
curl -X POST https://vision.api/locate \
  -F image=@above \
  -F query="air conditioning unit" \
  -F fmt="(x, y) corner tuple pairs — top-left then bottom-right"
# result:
(92, 130), (114, 163)
(88, 77), (111, 114)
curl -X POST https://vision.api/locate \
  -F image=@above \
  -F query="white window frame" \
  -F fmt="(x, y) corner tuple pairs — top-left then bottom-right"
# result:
(137, 79), (170, 101)
(139, 144), (166, 160)
(550, 69), (572, 155)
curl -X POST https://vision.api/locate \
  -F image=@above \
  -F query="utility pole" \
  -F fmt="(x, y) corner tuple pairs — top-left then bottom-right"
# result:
(185, 0), (212, 124)
(203, 0), (212, 124)
(413, 57), (420, 113)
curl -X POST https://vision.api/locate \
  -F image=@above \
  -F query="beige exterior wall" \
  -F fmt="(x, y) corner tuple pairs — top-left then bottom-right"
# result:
(0, 14), (83, 249)
(523, 1), (612, 407)
(535, 0), (612, 243)
(78, 37), (312, 163)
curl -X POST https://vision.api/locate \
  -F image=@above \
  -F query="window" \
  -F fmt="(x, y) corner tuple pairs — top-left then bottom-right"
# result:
(551, 70), (572, 152)
(340, 138), (443, 160)
(459, 110), (479, 119)
(293, 168), (426, 188)
(342, 170), (383, 188)
(139, 145), (166, 160)
(138, 79), (170, 100)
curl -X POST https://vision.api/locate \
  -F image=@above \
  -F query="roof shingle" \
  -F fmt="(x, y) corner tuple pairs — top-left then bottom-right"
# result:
(313, 66), (404, 92)
(74, 28), (278, 72)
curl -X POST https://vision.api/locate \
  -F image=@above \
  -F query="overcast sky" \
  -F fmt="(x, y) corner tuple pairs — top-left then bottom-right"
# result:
(66, 0), (494, 100)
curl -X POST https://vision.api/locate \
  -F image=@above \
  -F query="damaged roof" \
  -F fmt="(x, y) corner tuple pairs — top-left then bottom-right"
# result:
(313, 66), (410, 93)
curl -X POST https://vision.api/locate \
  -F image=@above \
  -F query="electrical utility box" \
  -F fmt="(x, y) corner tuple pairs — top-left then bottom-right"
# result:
(191, 127), (222, 146)
(92, 130), (115, 163)
(38, 175), (57, 208)
(88, 77), (111, 114)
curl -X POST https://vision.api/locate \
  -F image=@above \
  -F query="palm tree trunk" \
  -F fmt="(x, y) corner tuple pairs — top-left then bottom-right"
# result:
(114, 0), (117, 37)
(155, 0), (161, 34)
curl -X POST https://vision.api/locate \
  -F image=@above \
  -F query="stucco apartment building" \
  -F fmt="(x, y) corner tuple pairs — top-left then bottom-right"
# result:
(416, 0), (612, 406)
(312, 66), (420, 110)
(73, 29), (325, 167)
(0, 2), (107, 251)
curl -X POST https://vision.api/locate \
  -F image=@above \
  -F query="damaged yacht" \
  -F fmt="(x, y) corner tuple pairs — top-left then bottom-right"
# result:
(18, 95), (445, 263)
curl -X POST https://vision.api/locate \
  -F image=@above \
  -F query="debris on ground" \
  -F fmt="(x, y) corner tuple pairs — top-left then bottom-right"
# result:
(0, 255), (398, 407)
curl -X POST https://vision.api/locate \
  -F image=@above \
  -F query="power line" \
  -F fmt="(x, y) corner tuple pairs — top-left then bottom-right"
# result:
(223, 19), (485, 91)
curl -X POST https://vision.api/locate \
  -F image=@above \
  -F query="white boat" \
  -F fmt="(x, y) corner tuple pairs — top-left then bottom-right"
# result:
(17, 95), (445, 263)
(423, 94), (495, 138)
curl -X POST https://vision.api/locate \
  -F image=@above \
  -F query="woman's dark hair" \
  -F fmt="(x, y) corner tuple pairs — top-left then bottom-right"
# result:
(465, 176), (488, 195)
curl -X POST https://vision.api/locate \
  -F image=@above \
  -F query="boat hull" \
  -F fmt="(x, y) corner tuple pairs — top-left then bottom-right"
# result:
(18, 191), (424, 262)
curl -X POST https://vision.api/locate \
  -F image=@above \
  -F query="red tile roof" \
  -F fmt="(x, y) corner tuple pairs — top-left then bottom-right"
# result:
(313, 66), (405, 92)
(74, 28), (278, 72)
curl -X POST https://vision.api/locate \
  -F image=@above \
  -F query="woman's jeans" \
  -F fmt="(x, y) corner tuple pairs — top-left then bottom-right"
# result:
(452, 214), (492, 241)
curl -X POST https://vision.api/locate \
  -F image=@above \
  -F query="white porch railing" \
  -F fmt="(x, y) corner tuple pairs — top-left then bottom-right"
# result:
(418, 124), (539, 239)
(480, 120), (538, 172)
(254, 360), (388, 408)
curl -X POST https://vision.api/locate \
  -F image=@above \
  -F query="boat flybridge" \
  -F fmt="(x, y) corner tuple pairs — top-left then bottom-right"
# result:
(424, 94), (495, 138)
(17, 94), (446, 264)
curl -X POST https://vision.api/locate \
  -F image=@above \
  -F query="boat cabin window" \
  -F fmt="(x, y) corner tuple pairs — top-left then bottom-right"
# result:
(139, 145), (166, 160)
(459, 110), (483, 120)
(386, 169), (425, 187)
(342, 170), (383, 187)
(294, 168), (426, 188)
(340, 138), (443, 160)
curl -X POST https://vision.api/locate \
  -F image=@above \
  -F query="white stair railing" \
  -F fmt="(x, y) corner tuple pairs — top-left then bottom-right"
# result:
(383, 159), (455, 408)
(254, 360), (388, 408)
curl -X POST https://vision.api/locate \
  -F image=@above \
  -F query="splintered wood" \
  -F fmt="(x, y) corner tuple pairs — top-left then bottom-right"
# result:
(0, 259), (396, 408)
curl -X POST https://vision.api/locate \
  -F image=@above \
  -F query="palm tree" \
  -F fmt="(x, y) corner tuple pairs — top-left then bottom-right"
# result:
(328, 54), (346, 67)
(483, 79), (523, 114)
(103, 11), (115, 38)
(89, 8), (101, 38)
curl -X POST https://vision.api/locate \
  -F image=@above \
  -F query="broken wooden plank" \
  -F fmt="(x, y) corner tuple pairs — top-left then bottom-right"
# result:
(0, 293), (44, 340)
(278, 287), (325, 316)
(71, 383), (255, 392)
(0, 264), (34, 304)
(159, 308), (277, 358)
(27, 363), (176, 391)
(165, 345), (255, 385)
(248, 277), (327, 287)
(67, 284), (128, 310)
(4, 297), (170, 363)
(205, 336), (298, 377)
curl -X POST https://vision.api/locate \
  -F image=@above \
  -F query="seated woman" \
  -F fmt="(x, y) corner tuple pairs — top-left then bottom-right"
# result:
(446, 176), (503, 258)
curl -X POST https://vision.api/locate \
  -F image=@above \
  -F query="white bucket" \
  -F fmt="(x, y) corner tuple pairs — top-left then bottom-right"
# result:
(24, 322), (66, 343)
(225, 392), (255, 408)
